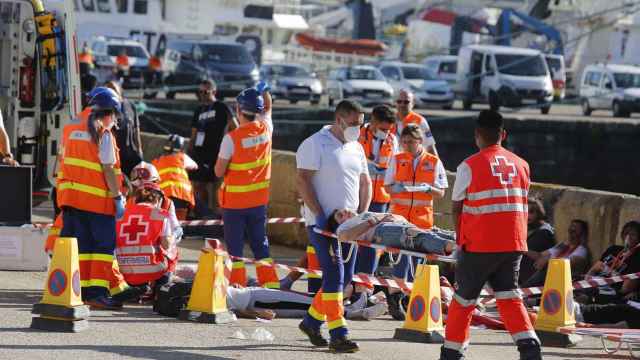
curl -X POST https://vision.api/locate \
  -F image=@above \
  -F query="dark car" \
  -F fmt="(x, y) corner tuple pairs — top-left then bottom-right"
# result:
(260, 64), (323, 104)
(161, 39), (259, 99)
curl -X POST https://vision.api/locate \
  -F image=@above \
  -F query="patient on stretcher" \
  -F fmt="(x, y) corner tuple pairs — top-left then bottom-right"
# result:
(327, 209), (456, 256)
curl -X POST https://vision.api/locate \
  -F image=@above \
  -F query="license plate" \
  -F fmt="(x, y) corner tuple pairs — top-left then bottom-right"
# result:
(291, 89), (309, 94)
(367, 93), (382, 98)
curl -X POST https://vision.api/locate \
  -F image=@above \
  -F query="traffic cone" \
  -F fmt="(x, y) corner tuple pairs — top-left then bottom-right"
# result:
(178, 248), (236, 324)
(534, 258), (582, 347)
(31, 237), (90, 332)
(393, 264), (444, 343)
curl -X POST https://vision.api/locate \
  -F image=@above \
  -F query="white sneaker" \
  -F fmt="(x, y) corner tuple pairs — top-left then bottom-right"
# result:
(361, 303), (388, 320)
(344, 292), (367, 313)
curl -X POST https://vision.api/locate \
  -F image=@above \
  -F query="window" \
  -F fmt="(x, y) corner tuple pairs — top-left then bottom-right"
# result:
(92, 42), (105, 54)
(347, 68), (384, 81)
(381, 67), (400, 80)
(602, 76), (613, 89)
(439, 61), (457, 74)
(588, 72), (601, 86)
(81, 0), (95, 12)
(495, 54), (547, 76)
(613, 72), (640, 89)
(133, 0), (147, 14)
(115, 0), (127, 13)
(167, 41), (194, 56)
(107, 45), (149, 58)
(484, 55), (495, 74)
(583, 72), (593, 86)
(199, 44), (253, 64)
(401, 66), (433, 80)
(96, 0), (111, 13)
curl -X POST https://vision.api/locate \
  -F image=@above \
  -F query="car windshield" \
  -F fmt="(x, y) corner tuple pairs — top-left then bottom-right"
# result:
(347, 68), (384, 80)
(545, 57), (562, 73)
(107, 45), (148, 58)
(199, 44), (253, 64)
(495, 54), (547, 76)
(613, 72), (640, 89)
(401, 66), (435, 80)
(439, 61), (457, 74)
(267, 65), (310, 77)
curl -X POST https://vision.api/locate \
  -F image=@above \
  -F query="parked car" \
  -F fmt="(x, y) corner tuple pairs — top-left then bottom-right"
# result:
(91, 36), (149, 89)
(544, 54), (566, 101)
(379, 61), (454, 109)
(454, 44), (554, 114)
(579, 63), (640, 118)
(326, 65), (394, 106)
(423, 55), (458, 84)
(260, 64), (323, 105)
(161, 38), (259, 99)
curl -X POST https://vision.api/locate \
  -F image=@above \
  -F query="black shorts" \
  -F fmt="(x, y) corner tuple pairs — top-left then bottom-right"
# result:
(455, 250), (523, 301)
(189, 162), (217, 183)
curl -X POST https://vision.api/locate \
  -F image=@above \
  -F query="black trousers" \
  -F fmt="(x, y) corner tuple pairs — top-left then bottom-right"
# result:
(582, 303), (640, 329)
(455, 250), (523, 300)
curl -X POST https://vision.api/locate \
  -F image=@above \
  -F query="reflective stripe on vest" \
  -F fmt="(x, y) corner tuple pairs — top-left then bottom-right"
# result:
(119, 261), (168, 274)
(228, 156), (271, 171)
(115, 245), (158, 255)
(152, 153), (195, 207)
(462, 203), (527, 215)
(466, 188), (528, 201)
(158, 167), (189, 177)
(58, 181), (109, 198)
(224, 180), (270, 193)
(160, 180), (192, 192)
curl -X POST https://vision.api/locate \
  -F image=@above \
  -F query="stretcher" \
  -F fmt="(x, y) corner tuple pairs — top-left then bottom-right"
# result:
(559, 327), (640, 358)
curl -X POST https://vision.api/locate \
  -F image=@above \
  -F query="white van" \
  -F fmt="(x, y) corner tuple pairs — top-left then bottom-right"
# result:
(423, 55), (458, 85)
(455, 45), (554, 114)
(579, 63), (640, 118)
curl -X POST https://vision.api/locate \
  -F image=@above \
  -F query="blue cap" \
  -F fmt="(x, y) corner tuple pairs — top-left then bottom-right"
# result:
(236, 88), (264, 115)
(86, 87), (122, 112)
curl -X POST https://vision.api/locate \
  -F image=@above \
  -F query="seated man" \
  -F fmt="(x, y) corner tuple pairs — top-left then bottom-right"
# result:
(576, 284), (640, 329)
(226, 285), (387, 321)
(523, 219), (590, 288)
(327, 209), (456, 256)
(581, 220), (640, 304)
(116, 182), (177, 293)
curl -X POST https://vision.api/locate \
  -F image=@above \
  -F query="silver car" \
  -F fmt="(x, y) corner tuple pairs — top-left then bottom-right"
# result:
(327, 65), (394, 107)
(260, 64), (323, 105)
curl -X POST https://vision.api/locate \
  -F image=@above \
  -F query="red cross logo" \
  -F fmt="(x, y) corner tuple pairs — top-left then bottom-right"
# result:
(490, 156), (517, 185)
(120, 215), (149, 245)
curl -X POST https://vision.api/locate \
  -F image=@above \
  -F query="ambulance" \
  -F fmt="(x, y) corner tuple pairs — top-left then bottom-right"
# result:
(0, 0), (81, 187)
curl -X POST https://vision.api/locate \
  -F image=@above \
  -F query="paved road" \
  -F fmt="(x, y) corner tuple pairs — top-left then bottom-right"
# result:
(0, 206), (613, 359)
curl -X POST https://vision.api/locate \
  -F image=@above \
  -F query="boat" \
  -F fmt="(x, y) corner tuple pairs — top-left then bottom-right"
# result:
(294, 32), (387, 56)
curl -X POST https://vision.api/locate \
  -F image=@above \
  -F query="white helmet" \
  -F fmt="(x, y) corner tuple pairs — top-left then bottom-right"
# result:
(130, 161), (160, 188)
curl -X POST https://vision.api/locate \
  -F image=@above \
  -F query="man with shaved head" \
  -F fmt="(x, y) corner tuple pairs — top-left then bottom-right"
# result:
(394, 89), (438, 156)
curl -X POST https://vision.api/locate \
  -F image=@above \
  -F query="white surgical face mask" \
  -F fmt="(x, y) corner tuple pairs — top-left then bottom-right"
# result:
(375, 129), (388, 139)
(343, 125), (360, 142)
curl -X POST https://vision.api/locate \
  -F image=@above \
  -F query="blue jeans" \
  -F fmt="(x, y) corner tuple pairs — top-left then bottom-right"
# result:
(355, 202), (388, 276)
(222, 205), (270, 260)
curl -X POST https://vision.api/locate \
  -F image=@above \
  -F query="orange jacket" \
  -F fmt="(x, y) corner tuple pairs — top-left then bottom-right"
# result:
(152, 152), (195, 207)
(459, 145), (529, 252)
(218, 121), (271, 209)
(393, 111), (424, 137)
(149, 56), (162, 71)
(78, 52), (93, 65)
(389, 151), (438, 230)
(115, 203), (169, 285)
(57, 108), (123, 215)
(358, 124), (395, 203)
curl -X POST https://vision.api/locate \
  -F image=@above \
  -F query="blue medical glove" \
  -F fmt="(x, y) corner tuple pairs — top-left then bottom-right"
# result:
(390, 183), (406, 194)
(315, 212), (329, 231)
(256, 80), (271, 94)
(114, 195), (126, 220)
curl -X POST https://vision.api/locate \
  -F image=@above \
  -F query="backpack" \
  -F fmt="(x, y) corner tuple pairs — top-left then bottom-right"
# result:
(153, 280), (193, 317)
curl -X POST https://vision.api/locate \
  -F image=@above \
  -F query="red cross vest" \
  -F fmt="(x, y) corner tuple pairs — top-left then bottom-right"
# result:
(459, 145), (529, 252)
(389, 151), (438, 230)
(358, 124), (395, 203)
(115, 203), (169, 285)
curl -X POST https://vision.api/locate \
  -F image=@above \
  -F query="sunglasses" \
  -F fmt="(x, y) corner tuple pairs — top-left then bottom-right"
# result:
(396, 100), (410, 104)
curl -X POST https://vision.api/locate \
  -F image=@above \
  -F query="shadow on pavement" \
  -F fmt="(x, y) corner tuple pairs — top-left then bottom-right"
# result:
(0, 343), (312, 360)
(0, 289), (42, 309)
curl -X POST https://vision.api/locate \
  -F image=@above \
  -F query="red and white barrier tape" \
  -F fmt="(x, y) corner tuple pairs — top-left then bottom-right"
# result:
(312, 227), (457, 264)
(197, 238), (413, 292)
(515, 271), (640, 298)
(180, 217), (305, 227)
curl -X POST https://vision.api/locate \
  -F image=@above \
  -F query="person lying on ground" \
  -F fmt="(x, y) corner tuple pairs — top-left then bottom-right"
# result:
(226, 285), (387, 321)
(578, 220), (640, 304)
(326, 209), (456, 256)
(576, 286), (640, 329)
(523, 219), (591, 287)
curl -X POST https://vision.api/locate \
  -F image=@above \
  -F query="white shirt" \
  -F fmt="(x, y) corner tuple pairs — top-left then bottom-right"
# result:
(451, 162), (472, 201)
(182, 153), (198, 170)
(548, 243), (588, 260)
(218, 113), (273, 160)
(384, 152), (448, 189)
(396, 115), (436, 148)
(296, 125), (369, 225)
(226, 287), (252, 311)
(98, 131), (116, 165)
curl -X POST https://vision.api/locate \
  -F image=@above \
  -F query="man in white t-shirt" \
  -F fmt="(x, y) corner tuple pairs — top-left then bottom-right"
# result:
(296, 99), (370, 353)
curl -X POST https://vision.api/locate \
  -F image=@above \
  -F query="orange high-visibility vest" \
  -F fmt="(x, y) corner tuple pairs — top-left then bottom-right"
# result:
(392, 111), (424, 137)
(152, 152), (195, 208)
(219, 120), (271, 209)
(389, 151), (438, 230)
(359, 124), (395, 204)
(116, 54), (130, 68)
(78, 52), (93, 65)
(57, 108), (123, 215)
(459, 145), (529, 253)
(149, 56), (162, 71)
(115, 203), (169, 285)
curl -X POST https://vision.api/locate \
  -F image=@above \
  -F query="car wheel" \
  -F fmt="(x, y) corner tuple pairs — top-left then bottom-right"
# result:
(581, 98), (592, 116)
(328, 97), (334, 107)
(442, 104), (453, 110)
(612, 101), (630, 118)
(489, 92), (500, 111)
(290, 100), (298, 105)
(166, 91), (176, 100)
(462, 98), (472, 110)
(540, 104), (551, 115)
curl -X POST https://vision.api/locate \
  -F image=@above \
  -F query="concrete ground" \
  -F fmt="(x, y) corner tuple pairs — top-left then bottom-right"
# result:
(0, 205), (621, 359)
